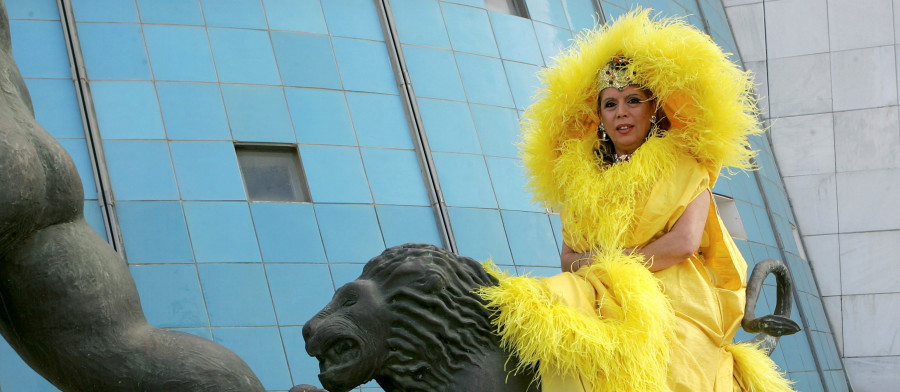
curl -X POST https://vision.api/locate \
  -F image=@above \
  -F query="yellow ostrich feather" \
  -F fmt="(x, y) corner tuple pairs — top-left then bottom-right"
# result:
(728, 343), (796, 392)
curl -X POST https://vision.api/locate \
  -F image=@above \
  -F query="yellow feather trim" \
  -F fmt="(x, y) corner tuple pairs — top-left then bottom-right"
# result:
(520, 9), (763, 251)
(478, 254), (675, 392)
(727, 343), (796, 392)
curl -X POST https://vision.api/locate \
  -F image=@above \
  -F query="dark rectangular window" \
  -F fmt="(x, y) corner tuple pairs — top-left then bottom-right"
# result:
(485, 0), (530, 18)
(236, 145), (311, 202)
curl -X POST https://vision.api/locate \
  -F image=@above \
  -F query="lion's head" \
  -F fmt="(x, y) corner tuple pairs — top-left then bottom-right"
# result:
(302, 243), (499, 392)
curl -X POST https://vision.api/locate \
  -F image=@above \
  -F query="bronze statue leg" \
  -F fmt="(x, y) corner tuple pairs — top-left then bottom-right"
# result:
(0, 2), (264, 390)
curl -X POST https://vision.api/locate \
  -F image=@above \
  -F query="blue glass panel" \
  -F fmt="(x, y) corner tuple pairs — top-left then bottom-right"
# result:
(298, 145), (371, 203)
(487, 157), (541, 212)
(83, 200), (107, 240)
(601, 2), (628, 21)
(221, 84), (295, 143)
(442, 2), (498, 57)
(698, 0), (729, 38)
(23, 79), (84, 139)
(332, 37), (398, 95)
(285, 88), (356, 145)
(169, 141), (246, 200)
(265, 263), (333, 325)
(753, 205), (778, 246)
(778, 333), (811, 372)
(346, 92), (414, 149)
(401, 45), (466, 101)
(9, 20), (70, 78)
(445, 0), (484, 6)
(470, 104), (519, 158)
(360, 148), (430, 206)
(57, 139), (97, 199)
(375, 205), (443, 247)
(136, 0), (204, 25)
(315, 204), (386, 263)
(432, 152), (497, 208)
(504, 60), (542, 110)
(71, 0), (138, 22)
(264, 0), (328, 34)
(735, 200), (764, 244)
(103, 140), (179, 200)
(532, 22), (572, 66)
(448, 207), (513, 265)
(456, 53), (515, 107)
(130, 264), (208, 328)
(116, 201), (194, 263)
(170, 328), (213, 340)
(91, 81), (165, 139)
(250, 203), (326, 263)
(281, 326), (325, 389)
(417, 98), (481, 154)
(391, 0), (450, 48)
(156, 82), (231, 141)
(329, 263), (366, 288)
(201, 0), (267, 29)
(198, 264), (275, 325)
(549, 213), (563, 252)
(489, 12), (543, 65)
(207, 28), (281, 85)
(711, 173), (732, 197)
(143, 25), (216, 82)
(271, 31), (341, 89)
(319, 0), (383, 40)
(5, 0), (59, 20)
(77, 23), (151, 80)
(212, 327), (291, 390)
(184, 202), (261, 262)
(729, 171), (765, 206)
(525, 0), (569, 28)
(518, 266), (559, 277)
(0, 339), (60, 391)
(502, 211), (559, 267)
(564, 0), (601, 32)
(768, 344), (788, 374)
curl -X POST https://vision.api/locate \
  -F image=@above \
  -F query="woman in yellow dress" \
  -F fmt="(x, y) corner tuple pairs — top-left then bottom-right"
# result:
(478, 10), (796, 392)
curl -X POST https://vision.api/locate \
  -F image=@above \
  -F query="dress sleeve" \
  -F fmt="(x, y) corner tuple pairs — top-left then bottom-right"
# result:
(627, 154), (709, 248)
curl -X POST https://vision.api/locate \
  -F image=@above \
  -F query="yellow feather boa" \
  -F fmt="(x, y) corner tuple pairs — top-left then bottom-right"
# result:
(477, 10), (786, 392)
(519, 9), (763, 250)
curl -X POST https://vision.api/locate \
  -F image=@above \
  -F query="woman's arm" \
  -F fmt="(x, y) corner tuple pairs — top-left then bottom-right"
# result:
(630, 190), (710, 272)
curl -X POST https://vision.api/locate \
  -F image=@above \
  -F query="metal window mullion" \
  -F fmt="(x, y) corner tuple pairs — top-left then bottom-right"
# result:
(374, 0), (456, 253)
(57, 0), (124, 255)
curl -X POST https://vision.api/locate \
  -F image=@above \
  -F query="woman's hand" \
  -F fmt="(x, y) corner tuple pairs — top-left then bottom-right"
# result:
(560, 243), (597, 273)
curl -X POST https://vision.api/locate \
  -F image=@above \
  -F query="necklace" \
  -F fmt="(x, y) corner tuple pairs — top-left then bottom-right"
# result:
(615, 153), (633, 163)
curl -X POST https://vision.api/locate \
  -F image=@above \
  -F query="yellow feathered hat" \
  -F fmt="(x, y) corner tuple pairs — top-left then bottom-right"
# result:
(520, 9), (763, 211)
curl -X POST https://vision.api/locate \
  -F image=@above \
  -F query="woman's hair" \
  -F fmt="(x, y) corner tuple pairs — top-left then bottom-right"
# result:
(595, 89), (669, 164)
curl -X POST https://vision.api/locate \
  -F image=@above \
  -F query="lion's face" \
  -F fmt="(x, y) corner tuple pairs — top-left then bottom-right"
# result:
(302, 279), (390, 392)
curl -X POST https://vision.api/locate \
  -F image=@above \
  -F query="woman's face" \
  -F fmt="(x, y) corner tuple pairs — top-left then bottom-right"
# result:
(598, 86), (654, 155)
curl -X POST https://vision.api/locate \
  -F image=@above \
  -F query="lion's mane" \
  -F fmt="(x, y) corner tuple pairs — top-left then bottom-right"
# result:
(359, 243), (500, 390)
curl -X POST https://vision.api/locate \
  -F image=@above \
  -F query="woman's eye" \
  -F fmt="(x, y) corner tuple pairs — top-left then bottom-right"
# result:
(628, 98), (642, 104)
(604, 101), (616, 108)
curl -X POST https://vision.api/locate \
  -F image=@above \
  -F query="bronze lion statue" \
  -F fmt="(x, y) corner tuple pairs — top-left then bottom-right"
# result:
(301, 244), (539, 392)
(301, 243), (799, 392)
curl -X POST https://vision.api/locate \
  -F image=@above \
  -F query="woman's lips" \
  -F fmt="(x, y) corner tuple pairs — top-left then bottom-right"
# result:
(615, 124), (633, 134)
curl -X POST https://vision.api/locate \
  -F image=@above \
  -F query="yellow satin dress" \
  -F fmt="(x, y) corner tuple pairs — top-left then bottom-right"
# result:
(552, 156), (748, 392)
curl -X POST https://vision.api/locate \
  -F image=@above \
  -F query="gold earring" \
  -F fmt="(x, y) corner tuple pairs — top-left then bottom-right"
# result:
(598, 123), (609, 141)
